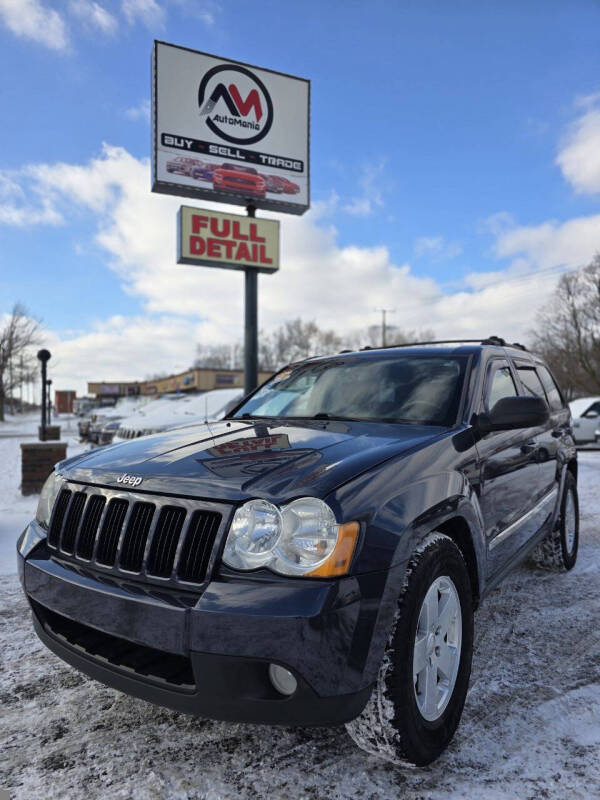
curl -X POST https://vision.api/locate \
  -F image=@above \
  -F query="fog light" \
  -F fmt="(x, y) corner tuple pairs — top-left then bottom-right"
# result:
(268, 663), (298, 696)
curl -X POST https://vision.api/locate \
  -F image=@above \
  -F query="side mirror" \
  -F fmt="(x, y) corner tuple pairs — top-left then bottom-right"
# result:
(583, 410), (599, 419)
(477, 395), (549, 434)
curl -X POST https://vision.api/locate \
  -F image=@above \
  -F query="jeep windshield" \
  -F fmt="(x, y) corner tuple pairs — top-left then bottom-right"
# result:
(232, 354), (468, 426)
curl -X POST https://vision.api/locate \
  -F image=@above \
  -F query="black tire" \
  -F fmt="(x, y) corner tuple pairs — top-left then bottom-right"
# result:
(346, 533), (474, 766)
(531, 472), (579, 571)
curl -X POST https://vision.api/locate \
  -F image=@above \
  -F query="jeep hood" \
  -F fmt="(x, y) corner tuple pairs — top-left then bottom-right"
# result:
(60, 418), (447, 503)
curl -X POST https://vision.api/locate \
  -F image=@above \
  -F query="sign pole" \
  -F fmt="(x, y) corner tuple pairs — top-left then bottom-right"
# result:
(244, 203), (258, 395)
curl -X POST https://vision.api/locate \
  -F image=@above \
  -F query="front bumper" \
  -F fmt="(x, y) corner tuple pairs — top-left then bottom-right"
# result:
(18, 528), (404, 726)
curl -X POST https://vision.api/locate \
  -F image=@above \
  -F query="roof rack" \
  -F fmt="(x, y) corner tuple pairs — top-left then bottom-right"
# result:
(340, 336), (528, 354)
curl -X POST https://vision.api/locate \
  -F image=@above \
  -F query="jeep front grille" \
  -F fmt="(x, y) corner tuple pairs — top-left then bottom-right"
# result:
(48, 485), (224, 588)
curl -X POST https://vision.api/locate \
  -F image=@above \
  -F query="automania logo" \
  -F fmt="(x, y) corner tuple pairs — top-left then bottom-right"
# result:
(116, 473), (143, 487)
(198, 64), (273, 146)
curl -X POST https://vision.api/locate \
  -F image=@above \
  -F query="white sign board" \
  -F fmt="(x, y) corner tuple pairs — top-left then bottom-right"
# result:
(152, 41), (310, 215)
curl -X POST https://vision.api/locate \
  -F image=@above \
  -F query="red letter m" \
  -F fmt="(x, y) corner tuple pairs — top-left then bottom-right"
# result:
(229, 85), (263, 122)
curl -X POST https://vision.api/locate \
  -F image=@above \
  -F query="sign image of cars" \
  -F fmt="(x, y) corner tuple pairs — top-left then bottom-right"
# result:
(192, 162), (218, 182)
(280, 177), (300, 194)
(166, 156), (205, 176)
(262, 174), (285, 193)
(212, 163), (267, 199)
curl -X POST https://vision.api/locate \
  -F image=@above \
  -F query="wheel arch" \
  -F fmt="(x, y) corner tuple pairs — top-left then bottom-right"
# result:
(434, 516), (481, 609)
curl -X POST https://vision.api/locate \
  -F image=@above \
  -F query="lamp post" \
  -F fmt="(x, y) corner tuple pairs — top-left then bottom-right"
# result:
(37, 349), (51, 440)
(46, 379), (52, 423)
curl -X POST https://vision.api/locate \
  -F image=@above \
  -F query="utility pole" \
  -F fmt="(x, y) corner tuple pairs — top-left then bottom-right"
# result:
(375, 308), (396, 347)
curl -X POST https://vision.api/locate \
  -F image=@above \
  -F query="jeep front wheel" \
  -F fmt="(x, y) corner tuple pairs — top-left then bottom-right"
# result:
(346, 533), (474, 766)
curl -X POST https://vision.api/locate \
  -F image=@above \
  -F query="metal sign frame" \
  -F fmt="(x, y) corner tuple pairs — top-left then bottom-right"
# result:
(152, 40), (310, 215)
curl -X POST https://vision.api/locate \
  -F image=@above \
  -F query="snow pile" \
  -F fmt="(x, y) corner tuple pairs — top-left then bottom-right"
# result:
(0, 424), (599, 798)
(116, 389), (242, 437)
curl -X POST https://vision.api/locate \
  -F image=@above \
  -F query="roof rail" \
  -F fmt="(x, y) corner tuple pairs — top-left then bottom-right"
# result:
(337, 336), (528, 355)
(349, 337), (505, 353)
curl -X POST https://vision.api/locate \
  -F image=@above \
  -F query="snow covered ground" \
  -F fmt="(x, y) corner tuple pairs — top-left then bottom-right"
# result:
(1, 417), (599, 800)
(0, 414), (86, 576)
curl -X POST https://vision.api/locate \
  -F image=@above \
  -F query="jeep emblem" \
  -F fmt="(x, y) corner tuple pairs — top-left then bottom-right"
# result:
(116, 473), (143, 487)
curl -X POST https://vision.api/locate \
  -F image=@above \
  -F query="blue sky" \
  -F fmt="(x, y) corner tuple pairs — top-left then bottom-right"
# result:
(0, 1), (599, 392)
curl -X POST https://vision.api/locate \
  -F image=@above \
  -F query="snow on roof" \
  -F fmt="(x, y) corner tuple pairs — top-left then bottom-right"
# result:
(118, 389), (243, 433)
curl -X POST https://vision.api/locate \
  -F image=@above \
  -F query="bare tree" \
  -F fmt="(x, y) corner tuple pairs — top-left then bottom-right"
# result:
(259, 319), (343, 370)
(344, 325), (436, 351)
(530, 254), (600, 399)
(0, 304), (42, 421)
(195, 343), (243, 370)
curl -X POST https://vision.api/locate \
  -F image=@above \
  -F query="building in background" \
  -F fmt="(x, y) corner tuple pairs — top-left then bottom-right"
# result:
(87, 382), (142, 404)
(87, 368), (272, 402)
(54, 390), (77, 414)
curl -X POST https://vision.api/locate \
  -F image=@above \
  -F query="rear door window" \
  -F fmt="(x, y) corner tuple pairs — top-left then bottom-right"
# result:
(516, 366), (546, 399)
(536, 365), (564, 411)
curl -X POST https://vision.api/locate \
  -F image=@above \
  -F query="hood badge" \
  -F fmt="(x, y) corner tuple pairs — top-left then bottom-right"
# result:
(116, 473), (143, 488)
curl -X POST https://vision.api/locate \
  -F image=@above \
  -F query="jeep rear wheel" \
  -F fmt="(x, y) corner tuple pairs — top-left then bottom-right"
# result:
(531, 471), (579, 571)
(346, 533), (474, 766)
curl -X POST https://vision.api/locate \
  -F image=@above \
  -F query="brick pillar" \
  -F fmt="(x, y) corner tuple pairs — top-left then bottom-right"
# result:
(39, 425), (61, 441)
(21, 442), (67, 495)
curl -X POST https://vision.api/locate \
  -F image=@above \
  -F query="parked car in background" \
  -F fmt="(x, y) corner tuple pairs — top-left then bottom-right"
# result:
(79, 397), (150, 442)
(568, 397), (600, 444)
(213, 164), (267, 199)
(166, 156), (204, 176)
(77, 413), (96, 440)
(115, 389), (243, 440)
(19, 338), (578, 767)
(95, 419), (123, 447)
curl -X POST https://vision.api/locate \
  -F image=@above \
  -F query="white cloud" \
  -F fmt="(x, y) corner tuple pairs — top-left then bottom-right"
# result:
(5, 144), (594, 391)
(343, 160), (387, 216)
(69, 0), (117, 34)
(122, 0), (165, 27)
(414, 236), (463, 260)
(169, 0), (218, 25)
(493, 213), (600, 270)
(0, 172), (63, 226)
(556, 100), (600, 194)
(125, 99), (151, 122)
(43, 315), (208, 396)
(0, 0), (69, 50)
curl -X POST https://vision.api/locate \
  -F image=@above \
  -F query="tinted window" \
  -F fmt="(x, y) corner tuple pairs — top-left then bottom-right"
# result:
(233, 355), (468, 426)
(536, 365), (564, 411)
(486, 364), (517, 411)
(517, 366), (546, 399)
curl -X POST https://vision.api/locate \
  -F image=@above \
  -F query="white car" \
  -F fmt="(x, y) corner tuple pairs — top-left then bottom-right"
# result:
(568, 396), (600, 444)
(114, 389), (243, 441)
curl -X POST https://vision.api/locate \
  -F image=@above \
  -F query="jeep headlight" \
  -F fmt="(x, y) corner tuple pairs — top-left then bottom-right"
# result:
(35, 472), (62, 530)
(222, 497), (359, 578)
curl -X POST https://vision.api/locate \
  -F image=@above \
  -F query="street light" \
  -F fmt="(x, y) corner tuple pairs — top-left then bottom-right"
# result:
(37, 349), (51, 439)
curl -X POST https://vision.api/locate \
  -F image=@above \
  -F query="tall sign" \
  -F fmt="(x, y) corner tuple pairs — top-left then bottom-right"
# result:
(152, 41), (310, 215)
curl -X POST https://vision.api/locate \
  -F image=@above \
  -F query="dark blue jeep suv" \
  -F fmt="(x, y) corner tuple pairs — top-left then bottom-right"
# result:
(17, 338), (579, 765)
